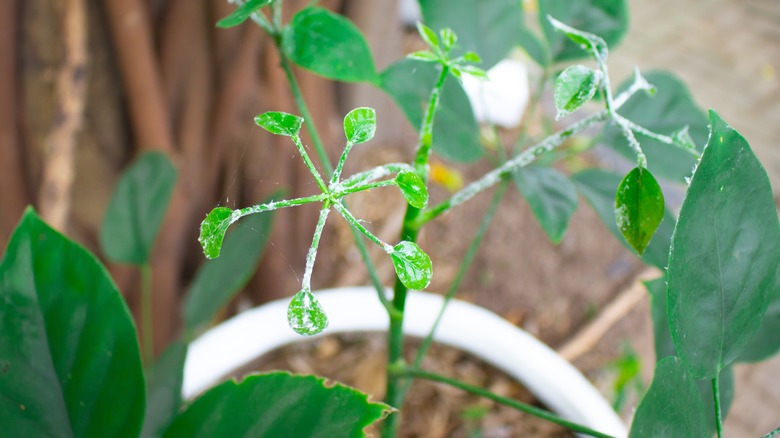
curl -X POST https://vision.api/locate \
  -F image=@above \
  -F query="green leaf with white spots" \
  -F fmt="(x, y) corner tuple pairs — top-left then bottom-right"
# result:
(287, 290), (329, 336)
(540, 0), (628, 62)
(216, 0), (271, 28)
(390, 241), (433, 290)
(546, 15), (609, 61)
(554, 65), (602, 119)
(396, 171), (429, 209)
(198, 207), (233, 260)
(343, 107), (376, 145)
(614, 167), (664, 255)
(254, 111), (303, 137)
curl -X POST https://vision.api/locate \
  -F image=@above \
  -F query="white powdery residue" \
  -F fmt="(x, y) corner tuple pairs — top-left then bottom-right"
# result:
(383, 243), (394, 254)
(615, 204), (630, 231)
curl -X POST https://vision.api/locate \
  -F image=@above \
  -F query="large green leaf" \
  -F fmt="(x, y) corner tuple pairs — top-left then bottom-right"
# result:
(0, 208), (145, 438)
(512, 166), (578, 244)
(645, 278), (735, 435)
(163, 372), (391, 437)
(100, 151), (177, 265)
(628, 357), (707, 438)
(668, 110), (780, 379)
(185, 203), (275, 334)
(539, 0), (628, 62)
(738, 271), (780, 362)
(380, 59), (481, 162)
(614, 167), (665, 255)
(282, 7), (378, 83)
(602, 71), (708, 182)
(142, 342), (187, 438)
(571, 169), (675, 269)
(419, 0), (524, 69)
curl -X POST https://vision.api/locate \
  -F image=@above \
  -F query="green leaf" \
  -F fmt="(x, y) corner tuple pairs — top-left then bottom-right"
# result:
(0, 208), (145, 438)
(546, 15), (609, 61)
(419, 0), (525, 69)
(254, 111), (304, 137)
(539, 0), (628, 62)
(645, 278), (735, 435)
(282, 7), (378, 83)
(216, 0), (271, 28)
(100, 151), (177, 265)
(186, 203), (275, 334)
(440, 28), (457, 50)
(738, 271), (780, 362)
(416, 21), (440, 50)
(287, 290), (329, 336)
(390, 241), (433, 290)
(603, 71), (708, 182)
(142, 342), (187, 438)
(380, 59), (482, 162)
(513, 166), (578, 244)
(668, 110), (780, 379)
(628, 357), (707, 438)
(554, 65), (602, 119)
(571, 169), (675, 269)
(458, 65), (488, 80)
(344, 107), (376, 145)
(396, 171), (429, 209)
(614, 167), (664, 255)
(198, 207), (234, 260)
(163, 372), (391, 437)
(407, 50), (439, 62)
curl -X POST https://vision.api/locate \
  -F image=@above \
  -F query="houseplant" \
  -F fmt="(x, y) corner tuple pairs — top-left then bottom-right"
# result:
(2, 0), (780, 437)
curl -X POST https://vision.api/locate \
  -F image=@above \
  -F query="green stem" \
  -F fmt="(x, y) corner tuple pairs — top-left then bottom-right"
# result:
(763, 426), (780, 438)
(333, 202), (392, 252)
(233, 193), (329, 223)
(414, 64), (450, 179)
(140, 263), (153, 366)
(392, 367), (616, 438)
(301, 205), (331, 291)
(713, 375), (724, 438)
(290, 135), (328, 192)
(336, 179), (397, 196)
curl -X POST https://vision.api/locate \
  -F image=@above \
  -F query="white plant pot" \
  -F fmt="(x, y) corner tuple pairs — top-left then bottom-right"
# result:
(183, 287), (628, 437)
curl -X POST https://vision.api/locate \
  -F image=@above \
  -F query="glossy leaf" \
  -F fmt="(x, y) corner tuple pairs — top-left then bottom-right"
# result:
(554, 65), (602, 119)
(539, 0), (628, 62)
(614, 167), (664, 255)
(390, 241), (433, 290)
(287, 290), (329, 336)
(0, 208), (144, 438)
(416, 21), (440, 50)
(344, 107), (376, 145)
(100, 151), (177, 265)
(513, 166), (579, 244)
(419, 0), (524, 69)
(396, 171), (429, 209)
(254, 111), (303, 137)
(668, 111), (780, 379)
(380, 59), (481, 162)
(407, 50), (439, 62)
(603, 71), (708, 182)
(142, 342), (187, 438)
(282, 7), (378, 83)
(628, 357), (707, 438)
(738, 271), (780, 362)
(216, 0), (271, 28)
(164, 372), (391, 437)
(645, 278), (736, 436)
(198, 207), (233, 260)
(571, 169), (675, 269)
(186, 205), (275, 334)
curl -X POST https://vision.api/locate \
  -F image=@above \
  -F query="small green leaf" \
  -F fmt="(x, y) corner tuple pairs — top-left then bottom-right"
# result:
(440, 28), (457, 50)
(287, 290), (329, 336)
(614, 167), (664, 255)
(343, 107), (376, 145)
(668, 110), (780, 379)
(416, 21), (440, 50)
(100, 151), (177, 265)
(539, 0), (628, 62)
(628, 357), (707, 437)
(407, 50), (439, 62)
(198, 207), (234, 259)
(458, 65), (488, 80)
(142, 342), (187, 438)
(554, 65), (602, 119)
(396, 171), (429, 209)
(163, 372), (392, 437)
(671, 126), (696, 151)
(513, 166), (579, 244)
(254, 111), (303, 137)
(546, 15), (609, 61)
(0, 208), (145, 438)
(390, 241), (433, 290)
(282, 8), (378, 83)
(461, 51), (481, 64)
(216, 0), (271, 28)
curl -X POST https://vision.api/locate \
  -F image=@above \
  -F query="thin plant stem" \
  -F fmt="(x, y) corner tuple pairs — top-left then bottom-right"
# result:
(713, 375), (724, 438)
(414, 64), (450, 179)
(333, 202), (392, 252)
(140, 263), (153, 366)
(291, 135), (328, 192)
(392, 366), (617, 438)
(301, 204), (331, 291)
(764, 425), (780, 438)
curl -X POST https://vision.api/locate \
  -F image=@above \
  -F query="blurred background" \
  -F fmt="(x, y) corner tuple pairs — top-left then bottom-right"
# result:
(1, 0), (778, 435)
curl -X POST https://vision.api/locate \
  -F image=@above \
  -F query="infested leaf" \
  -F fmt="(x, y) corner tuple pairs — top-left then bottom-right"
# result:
(254, 111), (304, 137)
(614, 167), (664, 255)
(390, 241), (433, 290)
(198, 207), (234, 260)
(396, 171), (429, 209)
(287, 290), (329, 336)
(554, 65), (602, 119)
(343, 107), (376, 145)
